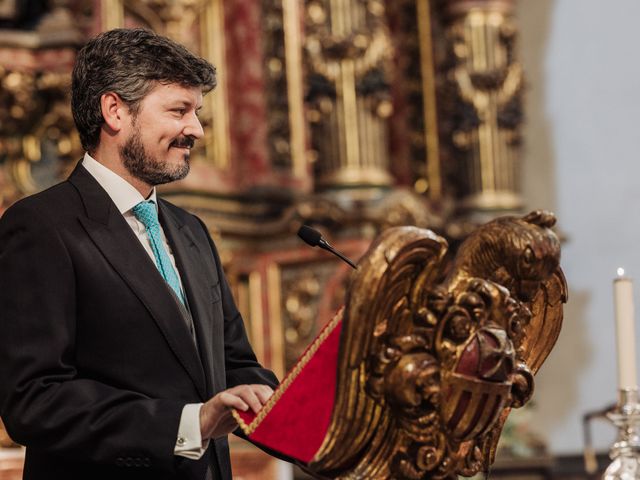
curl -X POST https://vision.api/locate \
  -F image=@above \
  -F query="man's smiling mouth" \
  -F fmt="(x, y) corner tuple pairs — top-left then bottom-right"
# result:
(170, 137), (195, 149)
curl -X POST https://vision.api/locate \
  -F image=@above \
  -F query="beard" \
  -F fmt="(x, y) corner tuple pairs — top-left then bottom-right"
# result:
(119, 126), (192, 186)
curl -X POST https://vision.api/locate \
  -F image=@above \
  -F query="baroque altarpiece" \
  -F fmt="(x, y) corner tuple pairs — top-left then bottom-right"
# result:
(0, 0), (530, 478)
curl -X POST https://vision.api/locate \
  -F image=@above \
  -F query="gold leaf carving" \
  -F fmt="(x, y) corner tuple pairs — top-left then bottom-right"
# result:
(309, 211), (565, 479)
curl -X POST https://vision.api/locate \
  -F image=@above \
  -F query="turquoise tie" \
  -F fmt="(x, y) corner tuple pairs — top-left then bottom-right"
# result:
(132, 200), (185, 306)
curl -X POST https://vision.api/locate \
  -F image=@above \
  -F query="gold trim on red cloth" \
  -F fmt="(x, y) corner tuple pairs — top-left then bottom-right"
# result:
(232, 308), (344, 435)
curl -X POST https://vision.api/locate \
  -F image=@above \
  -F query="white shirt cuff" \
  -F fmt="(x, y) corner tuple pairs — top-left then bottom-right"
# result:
(174, 403), (210, 460)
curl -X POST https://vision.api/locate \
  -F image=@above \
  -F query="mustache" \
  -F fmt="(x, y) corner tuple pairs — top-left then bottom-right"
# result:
(170, 136), (195, 149)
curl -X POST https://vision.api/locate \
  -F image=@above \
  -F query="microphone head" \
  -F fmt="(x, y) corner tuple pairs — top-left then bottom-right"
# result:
(297, 225), (322, 247)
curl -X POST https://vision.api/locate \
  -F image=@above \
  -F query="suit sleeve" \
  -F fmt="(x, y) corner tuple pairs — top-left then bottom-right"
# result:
(194, 217), (278, 390)
(0, 202), (184, 472)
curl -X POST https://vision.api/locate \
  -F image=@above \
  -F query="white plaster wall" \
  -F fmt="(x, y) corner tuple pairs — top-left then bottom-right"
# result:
(517, 0), (640, 454)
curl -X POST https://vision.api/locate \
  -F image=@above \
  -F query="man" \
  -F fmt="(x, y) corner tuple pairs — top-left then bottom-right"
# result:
(0, 28), (278, 480)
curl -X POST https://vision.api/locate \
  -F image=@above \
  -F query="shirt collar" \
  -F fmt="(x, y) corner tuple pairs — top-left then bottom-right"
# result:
(81, 152), (158, 214)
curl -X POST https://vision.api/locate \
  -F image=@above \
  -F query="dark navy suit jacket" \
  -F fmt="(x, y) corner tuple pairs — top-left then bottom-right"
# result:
(0, 164), (277, 480)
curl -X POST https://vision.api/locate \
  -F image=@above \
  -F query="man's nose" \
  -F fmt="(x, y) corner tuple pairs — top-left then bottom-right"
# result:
(184, 112), (204, 140)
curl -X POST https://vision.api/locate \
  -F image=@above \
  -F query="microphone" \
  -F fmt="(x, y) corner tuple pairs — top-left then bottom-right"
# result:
(297, 225), (357, 269)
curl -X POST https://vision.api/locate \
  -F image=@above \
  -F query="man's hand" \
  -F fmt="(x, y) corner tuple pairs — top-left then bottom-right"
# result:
(200, 384), (273, 440)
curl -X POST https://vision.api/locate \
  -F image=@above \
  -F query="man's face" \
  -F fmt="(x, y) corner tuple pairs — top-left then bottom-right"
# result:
(119, 83), (204, 186)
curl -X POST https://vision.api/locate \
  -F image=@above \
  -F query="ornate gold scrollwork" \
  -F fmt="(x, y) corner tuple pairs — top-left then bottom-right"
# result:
(283, 270), (322, 368)
(0, 0), (88, 209)
(0, 68), (81, 199)
(304, 0), (394, 188)
(128, 0), (207, 48)
(309, 210), (566, 479)
(280, 260), (351, 373)
(438, 0), (524, 212)
(259, 0), (307, 180)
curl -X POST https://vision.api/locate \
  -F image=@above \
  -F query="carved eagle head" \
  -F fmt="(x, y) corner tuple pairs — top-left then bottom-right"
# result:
(452, 210), (561, 302)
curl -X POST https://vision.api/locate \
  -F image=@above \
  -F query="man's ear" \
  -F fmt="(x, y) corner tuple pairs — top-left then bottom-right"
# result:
(100, 92), (128, 132)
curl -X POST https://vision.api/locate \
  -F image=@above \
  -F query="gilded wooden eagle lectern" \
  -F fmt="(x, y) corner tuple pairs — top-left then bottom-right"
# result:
(234, 211), (566, 479)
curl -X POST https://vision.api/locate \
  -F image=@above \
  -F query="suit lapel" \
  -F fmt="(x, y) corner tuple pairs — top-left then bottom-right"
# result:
(159, 202), (215, 397)
(68, 164), (207, 400)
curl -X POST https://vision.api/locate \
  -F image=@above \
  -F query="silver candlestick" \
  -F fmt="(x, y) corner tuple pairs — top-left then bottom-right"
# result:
(604, 388), (640, 480)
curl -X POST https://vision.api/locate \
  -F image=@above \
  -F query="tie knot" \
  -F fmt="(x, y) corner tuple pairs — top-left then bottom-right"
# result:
(132, 200), (159, 228)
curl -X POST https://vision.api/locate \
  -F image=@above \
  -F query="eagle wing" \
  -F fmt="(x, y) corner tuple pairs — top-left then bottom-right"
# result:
(312, 226), (448, 472)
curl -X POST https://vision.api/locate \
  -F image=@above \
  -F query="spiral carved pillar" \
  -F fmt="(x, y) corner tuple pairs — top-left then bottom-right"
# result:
(439, 0), (524, 214)
(304, 0), (394, 189)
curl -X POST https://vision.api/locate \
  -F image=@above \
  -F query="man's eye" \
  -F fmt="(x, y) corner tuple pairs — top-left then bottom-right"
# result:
(172, 109), (186, 115)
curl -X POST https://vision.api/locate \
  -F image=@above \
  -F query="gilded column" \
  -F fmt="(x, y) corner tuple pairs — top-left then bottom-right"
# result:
(304, 0), (394, 189)
(439, 0), (524, 212)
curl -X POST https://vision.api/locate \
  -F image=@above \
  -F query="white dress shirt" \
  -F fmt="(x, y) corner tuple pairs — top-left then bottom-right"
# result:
(82, 153), (208, 459)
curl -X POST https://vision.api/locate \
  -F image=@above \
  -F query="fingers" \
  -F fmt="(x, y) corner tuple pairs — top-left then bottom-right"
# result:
(217, 390), (250, 412)
(252, 384), (274, 405)
(200, 384), (276, 440)
(235, 385), (263, 414)
(239, 384), (274, 412)
(217, 385), (272, 414)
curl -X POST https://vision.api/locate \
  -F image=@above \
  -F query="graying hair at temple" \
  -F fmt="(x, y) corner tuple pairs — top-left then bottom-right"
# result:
(71, 28), (217, 152)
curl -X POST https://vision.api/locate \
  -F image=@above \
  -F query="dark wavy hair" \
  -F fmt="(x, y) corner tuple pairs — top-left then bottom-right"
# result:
(72, 28), (216, 152)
